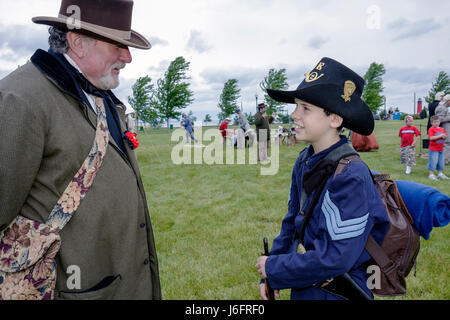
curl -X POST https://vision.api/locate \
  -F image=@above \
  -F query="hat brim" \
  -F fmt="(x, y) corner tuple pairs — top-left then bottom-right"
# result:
(267, 86), (374, 136)
(32, 16), (151, 50)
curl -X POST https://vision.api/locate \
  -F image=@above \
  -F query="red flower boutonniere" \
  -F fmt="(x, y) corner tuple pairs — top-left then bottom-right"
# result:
(123, 131), (139, 150)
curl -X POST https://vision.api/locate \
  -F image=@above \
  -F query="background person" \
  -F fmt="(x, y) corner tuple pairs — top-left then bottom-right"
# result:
(254, 103), (271, 162)
(435, 94), (450, 165)
(398, 115), (421, 175)
(219, 117), (231, 146)
(427, 115), (448, 180)
(235, 108), (255, 148)
(427, 91), (445, 131)
(182, 113), (199, 144)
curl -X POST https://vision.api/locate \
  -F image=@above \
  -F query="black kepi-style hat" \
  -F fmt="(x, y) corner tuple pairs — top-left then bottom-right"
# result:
(32, 0), (151, 50)
(266, 57), (374, 136)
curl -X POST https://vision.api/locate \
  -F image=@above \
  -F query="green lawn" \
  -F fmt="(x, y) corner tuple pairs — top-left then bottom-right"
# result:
(136, 119), (449, 300)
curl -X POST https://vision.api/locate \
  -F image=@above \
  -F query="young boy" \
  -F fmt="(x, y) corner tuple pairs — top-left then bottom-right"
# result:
(398, 115), (421, 174)
(427, 115), (448, 180)
(255, 57), (389, 300)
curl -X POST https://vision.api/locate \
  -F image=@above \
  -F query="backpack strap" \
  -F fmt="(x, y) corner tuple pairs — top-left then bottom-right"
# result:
(46, 97), (110, 232)
(365, 235), (396, 276)
(334, 154), (362, 177)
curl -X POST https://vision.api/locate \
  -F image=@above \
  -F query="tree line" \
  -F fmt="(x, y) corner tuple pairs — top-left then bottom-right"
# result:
(128, 57), (450, 130)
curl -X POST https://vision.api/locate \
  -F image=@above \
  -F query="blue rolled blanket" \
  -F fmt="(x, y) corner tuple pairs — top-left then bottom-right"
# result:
(396, 180), (450, 240)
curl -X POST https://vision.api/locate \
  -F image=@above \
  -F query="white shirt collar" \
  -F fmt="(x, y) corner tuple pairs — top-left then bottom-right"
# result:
(63, 53), (83, 74)
(63, 53), (96, 113)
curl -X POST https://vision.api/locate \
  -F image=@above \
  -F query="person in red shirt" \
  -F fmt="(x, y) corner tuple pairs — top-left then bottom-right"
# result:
(427, 115), (448, 180)
(398, 115), (421, 174)
(219, 118), (231, 146)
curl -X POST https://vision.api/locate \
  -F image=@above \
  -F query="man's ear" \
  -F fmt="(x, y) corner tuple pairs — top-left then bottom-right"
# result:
(66, 32), (85, 58)
(330, 113), (344, 129)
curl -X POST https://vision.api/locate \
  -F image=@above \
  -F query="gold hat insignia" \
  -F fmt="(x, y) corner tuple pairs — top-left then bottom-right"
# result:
(304, 62), (326, 83)
(304, 71), (324, 83)
(341, 80), (356, 102)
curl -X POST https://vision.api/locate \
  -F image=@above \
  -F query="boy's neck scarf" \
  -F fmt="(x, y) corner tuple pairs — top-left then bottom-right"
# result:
(302, 159), (337, 196)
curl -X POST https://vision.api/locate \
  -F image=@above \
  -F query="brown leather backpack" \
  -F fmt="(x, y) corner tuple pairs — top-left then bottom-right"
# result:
(336, 155), (420, 296)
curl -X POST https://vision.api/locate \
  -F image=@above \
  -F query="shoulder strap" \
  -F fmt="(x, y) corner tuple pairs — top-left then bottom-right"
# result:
(46, 97), (110, 231)
(298, 148), (309, 211)
(365, 235), (397, 278)
(295, 144), (360, 245)
(334, 154), (362, 177)
(297, 176), (330, 245)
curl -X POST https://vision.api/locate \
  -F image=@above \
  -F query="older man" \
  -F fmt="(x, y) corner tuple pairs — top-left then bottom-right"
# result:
(0, 0), (161, 299)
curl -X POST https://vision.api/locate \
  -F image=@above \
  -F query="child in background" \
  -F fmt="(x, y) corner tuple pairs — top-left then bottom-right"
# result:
(398, 115), (421, 174)
(427, 115), (448, 180)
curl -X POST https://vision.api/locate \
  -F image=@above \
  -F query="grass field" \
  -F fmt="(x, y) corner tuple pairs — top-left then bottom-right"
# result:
(136, 119), (449, 300)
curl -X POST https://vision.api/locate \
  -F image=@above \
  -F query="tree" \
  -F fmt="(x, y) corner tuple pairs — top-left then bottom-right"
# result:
(128, 75), (157, 130)
(217, 79), (241, 122)
(420, 106), (428, 119)
(425, 71), (450, 104)
(362, 62), (386, 114)
(259, 68), (289, 115)
(154, 56), (194, 132)
(203, 114), (212, 125)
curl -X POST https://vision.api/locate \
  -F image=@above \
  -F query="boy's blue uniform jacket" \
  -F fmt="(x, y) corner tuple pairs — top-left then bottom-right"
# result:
(266, 137), (389, 300)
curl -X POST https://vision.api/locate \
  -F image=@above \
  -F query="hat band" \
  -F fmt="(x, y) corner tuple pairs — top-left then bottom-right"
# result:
(58, 14), (132, 40)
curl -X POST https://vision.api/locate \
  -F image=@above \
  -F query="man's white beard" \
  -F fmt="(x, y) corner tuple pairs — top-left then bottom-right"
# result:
(98, 62), (125, 90)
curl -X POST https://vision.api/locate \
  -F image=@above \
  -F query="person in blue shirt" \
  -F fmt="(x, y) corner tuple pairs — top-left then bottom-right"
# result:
(255, 57), (389, 300)
(182, 114), (199, 144)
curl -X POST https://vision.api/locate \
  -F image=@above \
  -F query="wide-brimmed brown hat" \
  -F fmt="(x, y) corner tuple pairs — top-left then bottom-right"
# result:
(32, 0), (151, 50)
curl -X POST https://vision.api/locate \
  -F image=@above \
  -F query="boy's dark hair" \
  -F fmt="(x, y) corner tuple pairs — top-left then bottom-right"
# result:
(430, 115), (440, 122)
(324, 110), (344, 131)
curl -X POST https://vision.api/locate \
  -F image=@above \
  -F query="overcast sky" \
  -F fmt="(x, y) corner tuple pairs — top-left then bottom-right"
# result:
(0, 0), (449, 123)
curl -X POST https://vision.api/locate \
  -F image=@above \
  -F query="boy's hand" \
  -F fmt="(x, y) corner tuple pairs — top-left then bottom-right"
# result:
(255, 256), (268, 279)
(259, 283), (281, 300)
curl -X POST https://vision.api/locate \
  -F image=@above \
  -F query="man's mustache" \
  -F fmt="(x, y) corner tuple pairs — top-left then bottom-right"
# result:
(111, 62), (126, 71)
